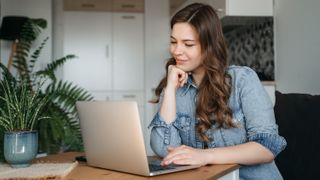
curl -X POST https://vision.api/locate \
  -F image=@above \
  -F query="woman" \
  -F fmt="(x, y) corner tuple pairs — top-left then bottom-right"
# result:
(149, 3), (286, 180)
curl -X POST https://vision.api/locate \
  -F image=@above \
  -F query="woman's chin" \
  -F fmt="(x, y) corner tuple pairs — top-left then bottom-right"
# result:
(176, 65), (189, 72)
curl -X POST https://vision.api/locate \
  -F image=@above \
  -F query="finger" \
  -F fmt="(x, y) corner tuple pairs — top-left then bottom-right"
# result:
(172, 156), (191, 165)
(178, 76), (185, 87)
(163, 153), (190, 166)
(179, 73), (187, 85)
(167, 146), (176, 152)
(163, 146), (188, 163)
(161, 153), (176, 166)
(176, 145), (188, 150)
(168, 65), (174, 71)
(162, 150), (182, 164)
(179, 72), (188, 87)
(167, 145), (186, 153)
(162, 154), (178, 166)
(183, 73), (188, 85)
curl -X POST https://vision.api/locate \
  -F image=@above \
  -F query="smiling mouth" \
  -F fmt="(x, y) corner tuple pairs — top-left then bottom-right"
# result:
(176, 59), (187, 65)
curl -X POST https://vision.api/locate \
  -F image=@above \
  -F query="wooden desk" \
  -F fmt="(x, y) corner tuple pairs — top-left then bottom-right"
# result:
(37, 152), (240, 180)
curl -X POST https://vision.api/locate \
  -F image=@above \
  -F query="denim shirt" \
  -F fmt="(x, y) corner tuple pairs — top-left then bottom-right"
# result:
(149, 66), (287, 180)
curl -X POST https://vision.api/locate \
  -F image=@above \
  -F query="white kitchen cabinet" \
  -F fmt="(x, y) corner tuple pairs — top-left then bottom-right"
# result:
(63, 11), (144, 91)
(63, 11), (113, 91)
(90, 91), (113, 101)
(210, 0), (273, 18)
(113, 91), (144, 106)
(62, 3), (145, 118)
(112, 13), (144, 91)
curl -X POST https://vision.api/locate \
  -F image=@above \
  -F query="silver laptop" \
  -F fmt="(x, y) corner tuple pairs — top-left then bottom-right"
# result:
(76, 101), (200, 176)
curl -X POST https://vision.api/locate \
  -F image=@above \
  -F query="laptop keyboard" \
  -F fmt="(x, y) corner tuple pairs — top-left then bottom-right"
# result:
(148, 159), (176, 172)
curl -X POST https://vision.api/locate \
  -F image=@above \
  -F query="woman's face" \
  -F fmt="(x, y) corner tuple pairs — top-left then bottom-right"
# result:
(170, 22), (203, 74)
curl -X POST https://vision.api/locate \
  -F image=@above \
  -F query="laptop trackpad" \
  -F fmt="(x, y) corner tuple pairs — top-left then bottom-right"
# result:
(148, 159), (177, 172)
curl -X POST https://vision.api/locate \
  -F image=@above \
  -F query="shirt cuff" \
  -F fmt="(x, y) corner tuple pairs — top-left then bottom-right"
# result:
(148, 112), (173, 129)
(248, 133), (287, 156)
(149, 112), (176, 146)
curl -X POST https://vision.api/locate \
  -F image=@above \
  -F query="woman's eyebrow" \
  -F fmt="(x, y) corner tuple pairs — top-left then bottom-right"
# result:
(170, 36), (195, 42)
(183, 39), (195, 42)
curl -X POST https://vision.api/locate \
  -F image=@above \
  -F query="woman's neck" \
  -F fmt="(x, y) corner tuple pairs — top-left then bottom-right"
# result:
(192, 69), (205, 87)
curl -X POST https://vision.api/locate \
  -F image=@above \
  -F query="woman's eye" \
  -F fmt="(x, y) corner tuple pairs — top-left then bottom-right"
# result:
(170, 41), (177, 44)
(185, 44), (194, 47)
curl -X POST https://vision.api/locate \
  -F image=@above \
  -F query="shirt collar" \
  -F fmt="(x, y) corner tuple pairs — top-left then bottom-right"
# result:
(181, 76), (197, 96)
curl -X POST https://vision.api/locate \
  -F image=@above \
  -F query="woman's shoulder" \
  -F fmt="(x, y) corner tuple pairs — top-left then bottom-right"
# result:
(227, 65), (261, 87)
(227, 65), (256, 77)
(227, 65), (259, 80)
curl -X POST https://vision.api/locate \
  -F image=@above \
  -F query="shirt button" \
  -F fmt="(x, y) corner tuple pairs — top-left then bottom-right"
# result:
(165, 129), (169, 134)
(164, 139), (169, 144)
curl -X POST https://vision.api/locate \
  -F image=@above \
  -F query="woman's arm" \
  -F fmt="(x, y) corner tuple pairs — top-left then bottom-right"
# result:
(159, 86), (177, 124)
(149, 65), (189, 157)
(161, 142), (274, 166)
(159, 65), (188, 124)
(207, 142), (274, 164)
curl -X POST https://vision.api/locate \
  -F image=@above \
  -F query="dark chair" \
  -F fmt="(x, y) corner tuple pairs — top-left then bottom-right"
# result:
(274, 91), (320, 180)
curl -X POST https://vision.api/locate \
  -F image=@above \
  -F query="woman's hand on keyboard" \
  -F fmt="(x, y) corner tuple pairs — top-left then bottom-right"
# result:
(161, 145), (210, 166)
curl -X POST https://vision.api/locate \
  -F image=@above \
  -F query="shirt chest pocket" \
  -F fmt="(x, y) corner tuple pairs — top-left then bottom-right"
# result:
(173, 114), (192, 145)
(219, 112), (247, 146)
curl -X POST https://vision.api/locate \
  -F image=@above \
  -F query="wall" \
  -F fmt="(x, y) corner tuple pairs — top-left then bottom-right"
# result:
(274, 0), (320, 94)
(0, 0), (52, 72)
(52, 0), (64, 80)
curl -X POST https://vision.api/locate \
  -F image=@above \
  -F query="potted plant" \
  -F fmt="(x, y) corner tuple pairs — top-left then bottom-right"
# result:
(0, 17), (92, 159)
(0, 73), (49, 168)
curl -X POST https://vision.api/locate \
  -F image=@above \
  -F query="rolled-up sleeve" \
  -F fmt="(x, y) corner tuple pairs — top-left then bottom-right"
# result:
(248, 133), (286, 156)
(148, 112), (182, 157)
(238, 67), (287, 156)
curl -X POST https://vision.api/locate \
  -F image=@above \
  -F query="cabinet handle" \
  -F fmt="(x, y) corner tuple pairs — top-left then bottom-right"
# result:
(123, 94), (136, 98)
(122, 15), (135, 19)
(81, 3), (95, 8)
(106, 45), (109, 58)
(121, 4), (135, 9)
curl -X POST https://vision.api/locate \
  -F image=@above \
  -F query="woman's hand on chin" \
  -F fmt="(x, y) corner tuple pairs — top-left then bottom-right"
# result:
(167, 65), (189, 90)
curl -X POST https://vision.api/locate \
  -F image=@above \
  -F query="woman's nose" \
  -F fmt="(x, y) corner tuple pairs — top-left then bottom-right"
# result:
(172, 44), (183, 56)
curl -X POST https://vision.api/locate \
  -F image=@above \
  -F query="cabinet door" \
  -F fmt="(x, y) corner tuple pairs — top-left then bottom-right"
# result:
(112, 0), (144, 13)
(228, 0), (273, 16)
(210, 0), (273, 17)
(64, 0), (112, 11)
(63, 11), (112, 91)
(112, 13), (144, 91)
(90, 91), (113, 101)
(113, 91), (144, 106)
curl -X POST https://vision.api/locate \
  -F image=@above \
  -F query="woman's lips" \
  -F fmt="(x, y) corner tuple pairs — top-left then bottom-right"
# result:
(176, 59), (187, 65)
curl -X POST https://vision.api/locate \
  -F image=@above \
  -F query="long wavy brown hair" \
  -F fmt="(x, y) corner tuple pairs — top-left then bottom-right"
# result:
(152, 3), (236, 143)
